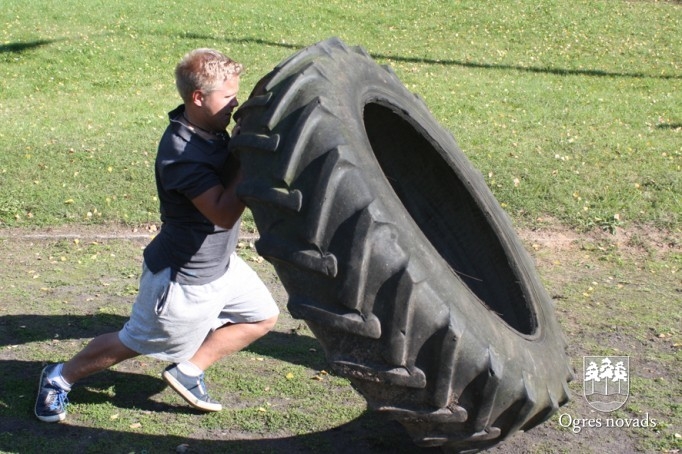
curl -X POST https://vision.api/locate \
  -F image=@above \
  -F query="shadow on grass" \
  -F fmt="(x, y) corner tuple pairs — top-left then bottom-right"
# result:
(0, 358), (437, 453)
(0, 40), (56, 54)
(6, 33), (680, 81)
(656, 122), (682, 130)
(0, 314), (437, 452)
(176, 33), (682, 81)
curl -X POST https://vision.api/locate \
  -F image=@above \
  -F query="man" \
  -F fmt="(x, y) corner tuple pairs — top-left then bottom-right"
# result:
(35, 48), (279, 422)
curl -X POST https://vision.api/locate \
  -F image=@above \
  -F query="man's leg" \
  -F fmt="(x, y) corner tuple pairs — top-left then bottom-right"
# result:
(189, 316), (278, 370)
(61, 332), (139, 383)
(161, 316), (277, 412)
(162, 254), (279, 412)
(35, 331), (138, 422)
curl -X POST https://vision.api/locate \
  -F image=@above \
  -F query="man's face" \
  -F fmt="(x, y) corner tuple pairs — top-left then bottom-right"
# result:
(200, 76), (240, 132)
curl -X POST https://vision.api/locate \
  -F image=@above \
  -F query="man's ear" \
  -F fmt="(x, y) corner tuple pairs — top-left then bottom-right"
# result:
(191, 90), (204, 106)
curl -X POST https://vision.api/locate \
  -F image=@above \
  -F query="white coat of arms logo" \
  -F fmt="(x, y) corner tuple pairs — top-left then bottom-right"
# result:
(583, 356), (629, 412)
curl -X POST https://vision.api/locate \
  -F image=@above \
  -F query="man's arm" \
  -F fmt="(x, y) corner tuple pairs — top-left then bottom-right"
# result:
(191, 171), (245, 229)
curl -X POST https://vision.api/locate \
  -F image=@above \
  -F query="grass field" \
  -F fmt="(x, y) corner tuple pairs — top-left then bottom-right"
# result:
(1, 0), (679, 231)
(0, 1), (680, 453)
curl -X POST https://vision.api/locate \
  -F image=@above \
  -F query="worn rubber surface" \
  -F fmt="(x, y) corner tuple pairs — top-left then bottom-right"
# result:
(231, 37), (573, 452)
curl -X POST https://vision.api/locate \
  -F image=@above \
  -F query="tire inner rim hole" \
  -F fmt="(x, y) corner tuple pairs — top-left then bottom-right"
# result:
(364, 102), (536, 335)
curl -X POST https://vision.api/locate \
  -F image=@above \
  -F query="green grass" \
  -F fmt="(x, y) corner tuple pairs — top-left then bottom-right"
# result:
(0, 0), (679, 230)
(531, 238), (681, 453)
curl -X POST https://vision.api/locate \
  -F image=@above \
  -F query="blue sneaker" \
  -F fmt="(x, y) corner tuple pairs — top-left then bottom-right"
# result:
(35, 364), (69, 422)
(162, 364), (222, 412)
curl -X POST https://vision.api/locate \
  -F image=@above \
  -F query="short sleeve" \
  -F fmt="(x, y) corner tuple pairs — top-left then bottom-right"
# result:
(160, 159), (222, 200)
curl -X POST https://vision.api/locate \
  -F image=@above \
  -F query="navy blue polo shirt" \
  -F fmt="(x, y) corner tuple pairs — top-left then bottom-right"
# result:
(143, 105), (240, 285)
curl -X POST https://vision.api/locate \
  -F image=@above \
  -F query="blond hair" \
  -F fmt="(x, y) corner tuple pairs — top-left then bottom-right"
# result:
(175, 48), (243, 102)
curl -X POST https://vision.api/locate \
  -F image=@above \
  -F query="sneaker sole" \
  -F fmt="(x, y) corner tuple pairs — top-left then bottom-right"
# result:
(35, 367), (66, 423)
(162, 370), (222, 412)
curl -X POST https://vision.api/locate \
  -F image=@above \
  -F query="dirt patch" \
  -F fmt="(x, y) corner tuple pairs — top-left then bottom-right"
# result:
(4, 220), (677, 255)
(518, 220), (679, 256)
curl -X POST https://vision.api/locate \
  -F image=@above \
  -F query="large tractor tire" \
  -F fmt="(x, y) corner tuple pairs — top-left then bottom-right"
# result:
(230, 37), (572, 452)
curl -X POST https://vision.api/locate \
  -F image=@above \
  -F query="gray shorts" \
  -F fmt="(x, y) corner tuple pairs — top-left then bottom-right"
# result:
(118, 253), (279, 362)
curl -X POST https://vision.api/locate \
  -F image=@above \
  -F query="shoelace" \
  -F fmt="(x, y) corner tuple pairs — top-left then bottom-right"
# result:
(49, 389), (69, 411)
(195, 374), (208, 396)
(180, 371), (213, 402)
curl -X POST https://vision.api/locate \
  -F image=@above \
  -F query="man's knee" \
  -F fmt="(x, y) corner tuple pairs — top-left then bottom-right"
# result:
(257, 315), (278, 334)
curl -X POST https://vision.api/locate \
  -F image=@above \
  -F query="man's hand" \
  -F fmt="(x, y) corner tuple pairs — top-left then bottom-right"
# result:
(231, 119), (241, 136)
